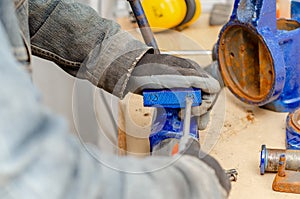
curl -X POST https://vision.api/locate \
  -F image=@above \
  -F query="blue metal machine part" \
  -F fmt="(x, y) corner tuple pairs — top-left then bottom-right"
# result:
(286, 108), (300, 150)
(143, 88), (201, 150)
(292, 0), (300, 22)
(260, 144), (267, 175)
(260, 144), (300, 175)
(260, 108), (300, 174)
(128, 1), (202, 151)
(217, 0), (300, 112)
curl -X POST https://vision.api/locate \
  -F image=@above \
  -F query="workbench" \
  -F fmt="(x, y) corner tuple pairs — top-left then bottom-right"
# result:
(117, 13), (299, 199)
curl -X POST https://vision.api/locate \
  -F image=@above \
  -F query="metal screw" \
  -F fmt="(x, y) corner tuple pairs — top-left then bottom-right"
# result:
(225, 169), (238, 182)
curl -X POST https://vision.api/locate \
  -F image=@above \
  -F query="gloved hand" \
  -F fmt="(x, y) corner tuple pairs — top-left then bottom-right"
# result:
(178, 136), (232, 197)
(204, 61), (225, 88)
(125, 53), (221, 130)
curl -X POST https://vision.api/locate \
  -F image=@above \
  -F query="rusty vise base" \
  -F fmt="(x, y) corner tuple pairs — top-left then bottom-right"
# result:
(272, 154), (300, 194)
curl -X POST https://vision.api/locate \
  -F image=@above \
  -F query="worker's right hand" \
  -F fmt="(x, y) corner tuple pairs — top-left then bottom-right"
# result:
(125, 53), (221, 130)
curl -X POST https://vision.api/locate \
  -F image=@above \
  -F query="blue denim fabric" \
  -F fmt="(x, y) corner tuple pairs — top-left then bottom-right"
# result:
(9, 0), (150, 97)
(0, 20), (226, 198)
(0, 0), (30, 71)
(0, 0), (227, 198)
(30, 0), (151, 97)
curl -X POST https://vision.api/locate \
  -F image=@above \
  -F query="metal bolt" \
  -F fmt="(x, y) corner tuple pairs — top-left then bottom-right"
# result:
(225, 169), (238, 182)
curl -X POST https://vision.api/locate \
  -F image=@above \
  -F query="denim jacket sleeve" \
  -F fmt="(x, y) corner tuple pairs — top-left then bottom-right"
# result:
(28, 0), (152, 98)
(0, 20), (227, 198)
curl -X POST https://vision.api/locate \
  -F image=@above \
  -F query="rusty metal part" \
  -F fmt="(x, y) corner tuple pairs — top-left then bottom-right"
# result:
(225, 169), (238, 182)
(277, 18), (300, 31)
(272, 154), (300, 194)
(292, 109), (300, 130)
(260, 145), (300, 175)
(286, 108), (300, 149)
(218, 24), (274, 104)
(217, 0), (300, 112)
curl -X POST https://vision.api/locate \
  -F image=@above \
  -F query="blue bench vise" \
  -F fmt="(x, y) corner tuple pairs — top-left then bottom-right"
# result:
(143, 88), (201, 151)
(217, 0), (300, 112)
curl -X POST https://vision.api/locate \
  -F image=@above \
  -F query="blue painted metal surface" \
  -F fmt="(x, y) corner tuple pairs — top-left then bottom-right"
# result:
(143, 88), (201, 150)
(143, 88), (202, 108)
(286, 108), (300, 149)
(260, 144), (267, 175)
(130, 1), (201, 150)
(292, 0), (300, 23)
(259, 144), (300, 174)
(217, 0), (300, 112)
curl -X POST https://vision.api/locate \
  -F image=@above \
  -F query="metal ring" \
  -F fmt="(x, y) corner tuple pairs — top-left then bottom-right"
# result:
(260, 144), (267, 175)
(286, 108), (300, 149)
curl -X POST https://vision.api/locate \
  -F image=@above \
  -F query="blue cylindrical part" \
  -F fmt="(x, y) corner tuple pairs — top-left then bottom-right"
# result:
(260, 145), (267, 175)
(260, 144), (300, 174)
(286, 108), (300, 149)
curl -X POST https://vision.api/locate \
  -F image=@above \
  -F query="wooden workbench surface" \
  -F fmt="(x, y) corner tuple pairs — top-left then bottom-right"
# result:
(118, 14), (298, 199)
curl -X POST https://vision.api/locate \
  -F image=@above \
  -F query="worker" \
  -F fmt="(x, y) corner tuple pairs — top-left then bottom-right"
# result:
(0, 0), (231, 198)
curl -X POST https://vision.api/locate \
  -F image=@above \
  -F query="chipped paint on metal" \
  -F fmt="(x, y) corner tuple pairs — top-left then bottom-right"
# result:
(272, 155), (300, 194)
(217, 0), (300, 112)
(286, 108), (300, 149)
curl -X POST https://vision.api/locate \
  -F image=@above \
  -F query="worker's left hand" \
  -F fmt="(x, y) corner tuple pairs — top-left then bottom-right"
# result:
(125, 53), (221, 130)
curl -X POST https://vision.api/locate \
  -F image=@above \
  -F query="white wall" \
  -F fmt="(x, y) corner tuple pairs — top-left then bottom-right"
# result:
(32, 57), (76, 134)
(32, 57), (118, 153)
(201, 0), (226, 13)
(76, 0), (129, 19)
(77, 0), (234, 17)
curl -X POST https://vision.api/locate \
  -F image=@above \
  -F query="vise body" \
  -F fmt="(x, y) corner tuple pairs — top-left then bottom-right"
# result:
(143, 88), (201, 151)
(217, 0), (300, 112)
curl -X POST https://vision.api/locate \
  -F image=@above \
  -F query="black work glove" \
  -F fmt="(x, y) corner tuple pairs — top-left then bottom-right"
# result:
(204, 61), (225, 88)
(178, 136), (232, 196)
(125, 53), (221, 130)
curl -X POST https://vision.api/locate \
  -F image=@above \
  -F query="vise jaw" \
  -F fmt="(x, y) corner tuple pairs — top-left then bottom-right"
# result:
(143, 88), (201, 151)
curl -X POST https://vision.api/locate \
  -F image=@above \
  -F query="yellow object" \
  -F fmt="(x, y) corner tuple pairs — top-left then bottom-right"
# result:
(177, 0), (201, 30)
(141, 0), (201, 32)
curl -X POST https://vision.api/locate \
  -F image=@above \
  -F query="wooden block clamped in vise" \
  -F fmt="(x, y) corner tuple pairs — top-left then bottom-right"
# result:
(118, 93), (154, 156)
(117, 89), (202, 156)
